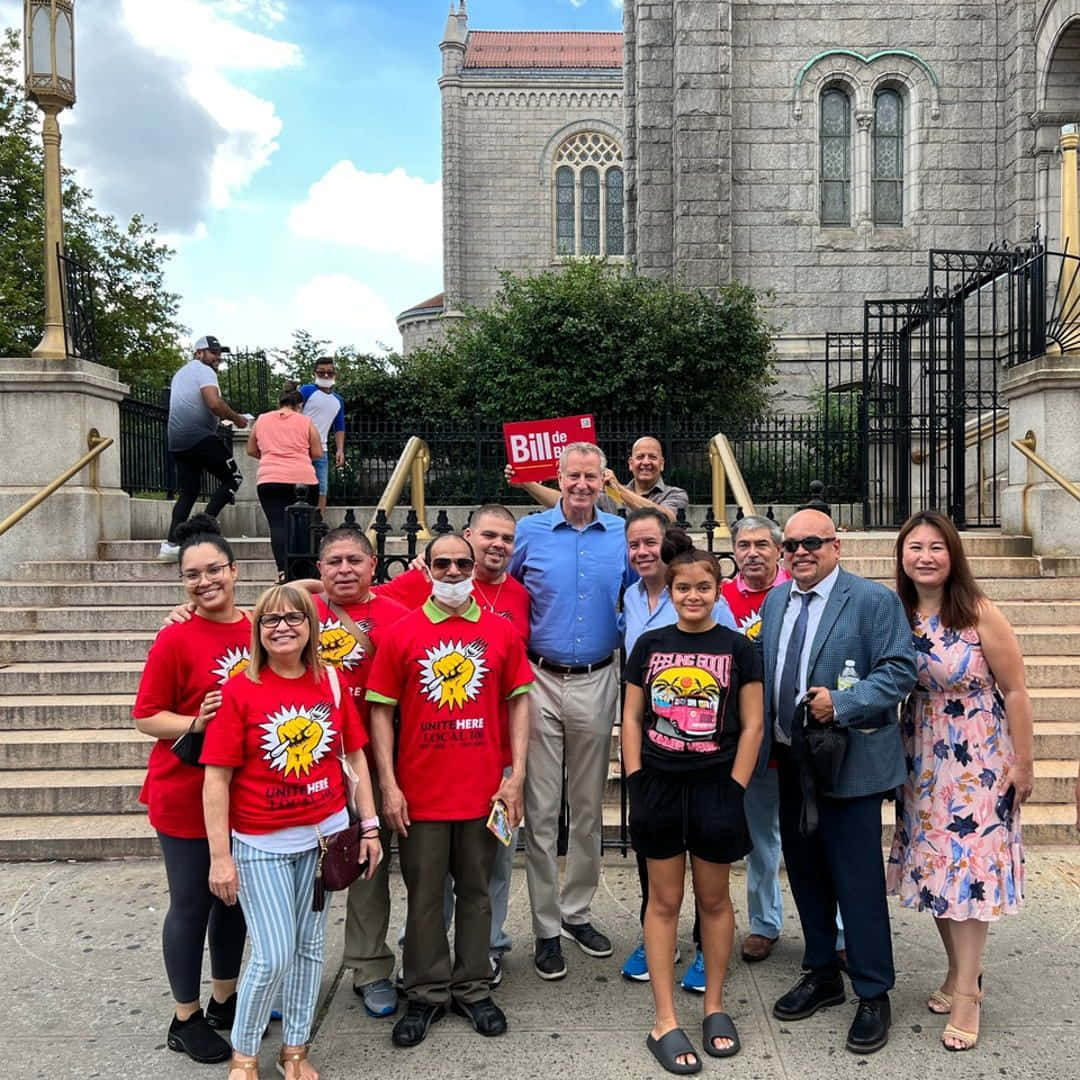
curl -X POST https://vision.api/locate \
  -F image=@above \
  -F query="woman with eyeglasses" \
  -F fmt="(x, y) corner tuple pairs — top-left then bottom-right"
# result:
(203, 585), (382, 1080)
(132, 514), (250, 1065)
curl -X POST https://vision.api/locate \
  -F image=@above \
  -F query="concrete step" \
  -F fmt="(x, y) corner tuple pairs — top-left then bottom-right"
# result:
(996, 601), (1080, 626)
(0, 767), (145, 815)
(0, 813), (158, 859)
(1030, 759), (1080, 803)
(1014, 627), (1080, 656)
(18, 559), (280, 583)
(0, 582), (268, 607)
(830, 534), (1034, 557)
(0, 632), (157, 664)
(0, 663), (144, 696)
(0, 729), (151, 769)
(846, 556), (1043, 579)
(0, 606), (176, 633)
(100, 538), (274, 560)
(1024, 657), (1080, 688)
(870, 578), (1080, 600)
(0, 695), (134, 729)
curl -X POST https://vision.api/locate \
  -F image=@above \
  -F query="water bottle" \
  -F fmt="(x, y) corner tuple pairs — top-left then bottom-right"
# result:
(837, 659), (859, 691)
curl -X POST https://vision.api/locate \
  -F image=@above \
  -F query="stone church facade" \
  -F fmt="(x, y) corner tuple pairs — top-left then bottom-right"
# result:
(398, 1), (1080, 409)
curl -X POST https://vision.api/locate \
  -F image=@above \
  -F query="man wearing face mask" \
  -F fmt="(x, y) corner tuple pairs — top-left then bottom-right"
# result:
(366, 533), (534, 1047)
(299, 357), (346, 511)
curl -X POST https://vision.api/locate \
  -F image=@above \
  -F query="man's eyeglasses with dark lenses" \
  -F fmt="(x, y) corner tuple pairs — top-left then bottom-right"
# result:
(258, 611), (308, 629)
(430, 557), (475, 572)
(781, 536), (837, 555)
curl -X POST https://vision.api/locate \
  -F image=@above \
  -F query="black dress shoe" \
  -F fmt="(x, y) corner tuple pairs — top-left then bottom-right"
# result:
(451, 996), (508, 1036)
(391, 1001), (445, 1047)
(846, 994), (890, 1054)
(773, 971), (846, 1020)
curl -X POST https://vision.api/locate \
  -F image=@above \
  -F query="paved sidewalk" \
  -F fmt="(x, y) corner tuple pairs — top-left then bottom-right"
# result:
(1, 849), (1078, 1079)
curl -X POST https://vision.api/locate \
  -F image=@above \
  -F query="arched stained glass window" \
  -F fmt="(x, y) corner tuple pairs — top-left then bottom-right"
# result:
(555, 166), (575, 256)
(605, 167), (624, 256)
(581, 167), (600, 255)
(873, 89), (903, 225)
(552, 132), (624, 257)
(820, 88), (851, 227)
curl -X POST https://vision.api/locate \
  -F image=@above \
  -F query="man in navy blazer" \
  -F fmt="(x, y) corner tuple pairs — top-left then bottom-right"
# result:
(758, 509), (916, 1054)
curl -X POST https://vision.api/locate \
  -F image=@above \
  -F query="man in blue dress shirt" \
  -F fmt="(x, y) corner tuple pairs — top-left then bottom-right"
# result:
(509, 442), (632, 981)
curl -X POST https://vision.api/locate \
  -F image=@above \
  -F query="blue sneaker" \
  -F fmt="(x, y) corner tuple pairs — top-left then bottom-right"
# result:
(621, 941), (649, 982)
(680, 948), (706, 993)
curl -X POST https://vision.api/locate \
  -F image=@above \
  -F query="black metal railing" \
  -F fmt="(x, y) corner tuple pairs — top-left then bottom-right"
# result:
(58, 247), (100, 364)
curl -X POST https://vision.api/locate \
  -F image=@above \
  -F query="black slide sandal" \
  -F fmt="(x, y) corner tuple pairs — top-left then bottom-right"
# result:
(702, 1011), (741, 1058)
(646, 1028), (702, 1075)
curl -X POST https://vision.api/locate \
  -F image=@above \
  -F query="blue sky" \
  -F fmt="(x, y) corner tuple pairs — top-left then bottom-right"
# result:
(1, 0), (622, 355)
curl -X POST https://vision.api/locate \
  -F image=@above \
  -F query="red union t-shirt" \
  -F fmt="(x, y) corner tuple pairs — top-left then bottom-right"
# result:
(472, 574), (531, 642)
(314, 592), (410, 705)
(133, 613), (253, 839)
(374, 566), (430, 611)
(201, 666), (368, 834)
(720, 568), (791, 642)
(365, 600), (534, 821)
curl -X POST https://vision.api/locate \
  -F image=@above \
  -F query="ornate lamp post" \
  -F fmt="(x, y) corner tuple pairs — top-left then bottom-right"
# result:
(24, 0), (76, 360)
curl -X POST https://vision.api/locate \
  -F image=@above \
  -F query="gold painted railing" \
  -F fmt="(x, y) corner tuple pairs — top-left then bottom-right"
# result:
(1011, 430), (1080, 503)
(709, 433), (756, 536)
(0, 429), (113, 539)
(366, 435), (432, 541)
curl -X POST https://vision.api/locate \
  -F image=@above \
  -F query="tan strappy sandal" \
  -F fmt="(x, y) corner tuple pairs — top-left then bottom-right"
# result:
(277, 1046), (316, 1079)
(928, 972), (982, 1015)
(942, 990), (982, 1051)
(228, 1056), (259, 1079)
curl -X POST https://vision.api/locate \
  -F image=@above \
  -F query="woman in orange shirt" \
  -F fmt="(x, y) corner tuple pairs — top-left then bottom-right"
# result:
(247, 383), (323, 582)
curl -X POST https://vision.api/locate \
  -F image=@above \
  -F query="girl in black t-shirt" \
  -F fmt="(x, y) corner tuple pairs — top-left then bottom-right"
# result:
(623, 548), (764, 1073)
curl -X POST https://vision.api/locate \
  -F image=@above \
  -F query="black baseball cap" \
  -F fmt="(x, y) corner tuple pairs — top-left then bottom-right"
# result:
(194, 335), (229, 354)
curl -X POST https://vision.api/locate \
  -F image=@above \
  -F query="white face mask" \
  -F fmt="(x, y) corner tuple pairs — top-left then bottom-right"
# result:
(431, 576), (474, 607)
(315, 375), (335, 389)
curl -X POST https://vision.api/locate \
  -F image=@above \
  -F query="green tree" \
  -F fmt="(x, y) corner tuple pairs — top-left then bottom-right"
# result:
(408, 260), (776, 423)
(0, 28), (185, 385)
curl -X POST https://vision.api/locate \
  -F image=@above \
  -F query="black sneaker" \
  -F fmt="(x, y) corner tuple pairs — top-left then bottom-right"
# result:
(560, 920), (613, 958)
(451, 996), (507, 1036)
(391, 1001), (445, 1047)
(204, 992), (236, 1031)
(490, 955), (504, 989)
(166, 1010), (232, 1064)
(534, 936), (567, 980)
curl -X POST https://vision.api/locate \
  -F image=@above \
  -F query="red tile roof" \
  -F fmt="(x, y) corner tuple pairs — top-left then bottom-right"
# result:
(463, 31), (622, 71)
(397, 293), (445, 319)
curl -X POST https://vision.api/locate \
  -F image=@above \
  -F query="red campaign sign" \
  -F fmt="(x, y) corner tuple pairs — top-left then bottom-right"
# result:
(503, 414), (596, 483)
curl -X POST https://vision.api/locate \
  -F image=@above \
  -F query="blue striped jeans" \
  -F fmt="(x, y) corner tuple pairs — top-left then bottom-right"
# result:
(232, 838), (329, 1055)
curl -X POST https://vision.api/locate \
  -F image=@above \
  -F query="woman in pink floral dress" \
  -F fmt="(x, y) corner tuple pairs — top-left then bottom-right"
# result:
(887, 511), (1033, 1053)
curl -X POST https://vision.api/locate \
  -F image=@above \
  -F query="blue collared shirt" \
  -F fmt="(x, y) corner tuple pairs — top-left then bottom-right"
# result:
(509, 502), (631, 665)
(620, 581), (738, 656)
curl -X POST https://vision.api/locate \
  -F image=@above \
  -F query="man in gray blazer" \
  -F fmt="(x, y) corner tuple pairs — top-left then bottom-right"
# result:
(758, 509), (916, 1055)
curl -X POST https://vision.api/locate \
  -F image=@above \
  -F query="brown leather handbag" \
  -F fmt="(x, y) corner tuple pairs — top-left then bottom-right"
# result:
(311, 665), (367, 912)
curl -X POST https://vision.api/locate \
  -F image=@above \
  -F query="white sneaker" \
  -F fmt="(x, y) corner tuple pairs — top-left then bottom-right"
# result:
(157, 541), (180, 562)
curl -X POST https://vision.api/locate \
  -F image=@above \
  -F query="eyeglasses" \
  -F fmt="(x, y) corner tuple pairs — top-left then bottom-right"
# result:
(258, 611), (308, 629)
(180, 562), (230, 583)
(781, 536), (836, 554)
(430, 557), (475, 572)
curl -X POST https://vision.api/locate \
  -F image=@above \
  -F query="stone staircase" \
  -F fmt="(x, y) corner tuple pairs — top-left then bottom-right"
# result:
(0, 532), (1077, 859)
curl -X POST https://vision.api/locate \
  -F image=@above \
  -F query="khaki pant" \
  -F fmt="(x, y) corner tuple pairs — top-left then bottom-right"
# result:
(523, 662), (618, 939)
(398, 818), (496, 1005)
(342, 786), (394, 986)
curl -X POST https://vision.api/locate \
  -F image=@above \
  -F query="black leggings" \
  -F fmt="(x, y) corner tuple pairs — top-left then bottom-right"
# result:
(158, 832), (246, 1003)
(257, 483), (316, 574)
(636, 852), (701, 947)
(168, 435), (242, 543)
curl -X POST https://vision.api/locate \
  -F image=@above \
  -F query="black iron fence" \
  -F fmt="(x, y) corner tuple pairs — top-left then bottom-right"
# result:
(58, 247), (100, 365)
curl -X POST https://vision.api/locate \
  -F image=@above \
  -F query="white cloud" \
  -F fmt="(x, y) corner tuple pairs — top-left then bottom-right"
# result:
(191, 275), (400, 354)
(289, 162), (442, 266)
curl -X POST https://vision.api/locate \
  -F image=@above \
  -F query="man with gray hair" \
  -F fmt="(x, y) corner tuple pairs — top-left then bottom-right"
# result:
(509, 442), (632, 981)
(509, 436), (688, 522)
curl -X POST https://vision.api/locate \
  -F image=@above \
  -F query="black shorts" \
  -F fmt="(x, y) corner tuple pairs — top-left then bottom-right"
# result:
(627, 765), (752, 865)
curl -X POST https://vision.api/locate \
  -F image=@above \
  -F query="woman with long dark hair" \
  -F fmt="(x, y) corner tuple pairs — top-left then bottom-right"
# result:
(133, 513), (249, 1064)
(247, 382), (322, 581)
(887, 510), (1033, 1052)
